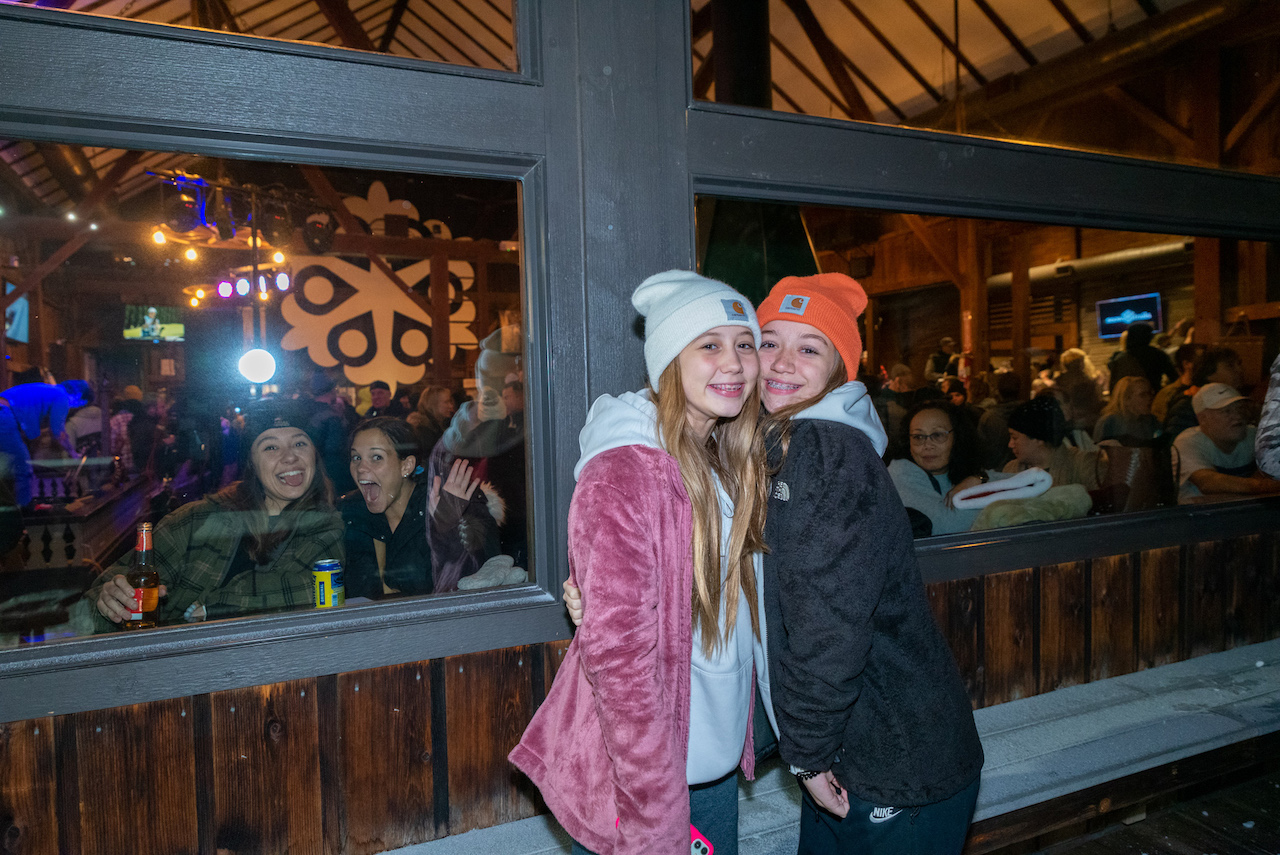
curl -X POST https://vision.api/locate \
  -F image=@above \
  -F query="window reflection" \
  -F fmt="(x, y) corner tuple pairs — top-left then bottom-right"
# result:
(691, 0), (1280, 179)
(696, 196), (1280, 538)
(1, 0), (516, 72)
(0, 140), (525, 647)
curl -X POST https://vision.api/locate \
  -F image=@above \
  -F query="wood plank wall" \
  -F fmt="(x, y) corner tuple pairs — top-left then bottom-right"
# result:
(928, 534), (1280, 708)
(2, 534), (1277, 854)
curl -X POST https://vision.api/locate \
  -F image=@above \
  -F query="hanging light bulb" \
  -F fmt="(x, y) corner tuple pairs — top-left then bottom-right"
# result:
(195, 288), (205, 299)
(190, 297), (199, 307)
(185, 248), (198, 261)
(152, 230), (166, 245)
(258, 290), (269, 301)
(272, 251), (285, 264)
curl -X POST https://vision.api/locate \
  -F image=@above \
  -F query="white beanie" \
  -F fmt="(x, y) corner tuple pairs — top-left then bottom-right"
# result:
(631, 270), (761, 390)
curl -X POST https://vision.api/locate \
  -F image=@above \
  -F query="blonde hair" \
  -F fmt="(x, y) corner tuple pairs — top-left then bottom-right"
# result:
(1102, 376), (1152, 420)
(654, 359), (769, 657)
(1059, 348), (1098, 380)
(418, 385), (451, 418)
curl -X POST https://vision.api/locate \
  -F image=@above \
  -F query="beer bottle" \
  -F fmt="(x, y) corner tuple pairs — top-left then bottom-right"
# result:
(124, 522), (159, 630)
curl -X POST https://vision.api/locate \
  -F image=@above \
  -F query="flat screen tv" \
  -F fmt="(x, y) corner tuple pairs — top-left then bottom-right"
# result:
(4, 282), (29, 344)
(123, 305), (185, 342)
(1096, 292), (1162, 340)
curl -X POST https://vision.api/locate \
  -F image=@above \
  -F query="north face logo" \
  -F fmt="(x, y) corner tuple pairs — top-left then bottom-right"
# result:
(772, 481), (790, 501)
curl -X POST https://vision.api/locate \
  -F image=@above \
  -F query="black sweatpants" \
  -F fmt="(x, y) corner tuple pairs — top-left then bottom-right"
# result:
(797, 776), (979, 855)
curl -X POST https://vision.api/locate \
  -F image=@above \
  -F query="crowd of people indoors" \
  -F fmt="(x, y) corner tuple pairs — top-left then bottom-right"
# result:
(880, 325), (1280, 537)
(0, 336), (531, 634)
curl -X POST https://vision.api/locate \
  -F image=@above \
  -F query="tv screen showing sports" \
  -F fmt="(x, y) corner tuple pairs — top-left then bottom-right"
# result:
(4, 282), (29, 344)
(123, 305), (185, 342)
(1096, 292), (1163, 340)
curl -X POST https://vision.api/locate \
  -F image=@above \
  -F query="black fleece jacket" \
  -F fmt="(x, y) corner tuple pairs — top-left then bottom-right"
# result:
(762, 418), (983, 808)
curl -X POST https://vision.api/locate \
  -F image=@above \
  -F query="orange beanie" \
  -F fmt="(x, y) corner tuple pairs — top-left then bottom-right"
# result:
(756, 273), (868, 373)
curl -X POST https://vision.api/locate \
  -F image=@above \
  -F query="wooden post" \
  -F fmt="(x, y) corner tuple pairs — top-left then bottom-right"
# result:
(430, 251), (451, 385)
(957, 219), (989, 376)
(1193, 238), (1222, 342)
(1011, 233), (1032, 396)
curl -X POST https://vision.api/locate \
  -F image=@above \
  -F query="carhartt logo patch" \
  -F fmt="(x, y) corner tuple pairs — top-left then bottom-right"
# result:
(722, 299), (748, 321)
(779, 294), (810, 315)
(772, 481), (790, 501)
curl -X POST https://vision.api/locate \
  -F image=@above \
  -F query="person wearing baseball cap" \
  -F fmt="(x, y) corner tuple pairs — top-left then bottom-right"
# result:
(754, 273), (983, 854)
(1173, 382), (1280, 503)
(511, 270), (768, 855)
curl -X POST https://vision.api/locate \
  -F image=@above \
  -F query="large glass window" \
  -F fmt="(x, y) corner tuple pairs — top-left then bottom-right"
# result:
(0, 137), (528, 648)
(690, 0), (1280, 178)
(0, 0), (516, 70)
(697, 195), (1280, 537)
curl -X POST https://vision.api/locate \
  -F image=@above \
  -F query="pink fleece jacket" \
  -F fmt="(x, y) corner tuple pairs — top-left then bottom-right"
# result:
(509, 444), (754, 855)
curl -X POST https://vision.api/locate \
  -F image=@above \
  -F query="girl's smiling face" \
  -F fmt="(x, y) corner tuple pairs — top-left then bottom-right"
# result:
(676, 325), (760, 439)
(253, 428), (316, 515)
(758, 319), (838, 413)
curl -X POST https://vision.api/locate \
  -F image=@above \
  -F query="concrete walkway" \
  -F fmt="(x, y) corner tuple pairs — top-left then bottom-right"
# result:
(391, 637), (1280, 855)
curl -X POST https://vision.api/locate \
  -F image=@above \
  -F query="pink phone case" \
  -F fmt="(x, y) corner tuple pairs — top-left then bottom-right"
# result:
(614, 819), (713, 854)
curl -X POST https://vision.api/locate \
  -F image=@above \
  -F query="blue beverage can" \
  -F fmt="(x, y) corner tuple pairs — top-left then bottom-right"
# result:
(313, 559), (345, 608)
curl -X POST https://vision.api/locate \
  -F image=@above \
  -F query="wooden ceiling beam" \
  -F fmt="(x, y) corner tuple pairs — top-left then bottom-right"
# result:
(1046, 0), (1094, 44)
(33, 143), (94, 204)
(693, 48), (715, 99)
(691, 3), (711, 40)
(313, 0), (376, 51)
(780, 0), (875, 121)
(835, 0), (942, 103)
(0, 161), (47, 216)
(901, 0), (987, 86)
(771, 35), (857, 121)
(902, 215), (966, 289)
(971, 0), (1039, 67)
(908, 0), (1255, 129)
(1224, 73), (1280, 152)
(1103, 86), (1194, 152)
(1, 151), (141, 314)
(377, 0), (410, 52)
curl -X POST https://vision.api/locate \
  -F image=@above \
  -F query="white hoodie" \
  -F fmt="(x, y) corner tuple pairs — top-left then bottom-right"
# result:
(792, 381), (889, 455)
(575, 390), (767, 785)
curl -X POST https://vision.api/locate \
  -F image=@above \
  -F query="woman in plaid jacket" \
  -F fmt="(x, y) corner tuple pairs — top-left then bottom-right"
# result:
(91, 400), (343, 628)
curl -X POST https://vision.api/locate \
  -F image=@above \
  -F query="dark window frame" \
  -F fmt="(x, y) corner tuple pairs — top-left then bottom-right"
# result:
(2, 1), (1279, 723)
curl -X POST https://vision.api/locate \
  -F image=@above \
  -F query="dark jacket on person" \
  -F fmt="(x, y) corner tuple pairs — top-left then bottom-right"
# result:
(339, 482), (432, 599)
(762, 395), (983, 808)
(1109, 346), (1176, 394)
(302, 397), (355, 495)
(88, 491), (344, 630)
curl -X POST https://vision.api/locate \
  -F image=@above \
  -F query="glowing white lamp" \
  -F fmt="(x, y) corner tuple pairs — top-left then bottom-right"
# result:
(238, 349), (276, 383)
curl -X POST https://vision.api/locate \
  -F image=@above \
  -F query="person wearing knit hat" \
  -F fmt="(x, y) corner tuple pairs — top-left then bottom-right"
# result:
(1003, 394), (1105, 491)
(511, 269), (768, 855)
(749, 270), (984, 852)
(88, 395), (342, 629)
(756, 273), (866, 374)
(631, 268), (760, 390)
